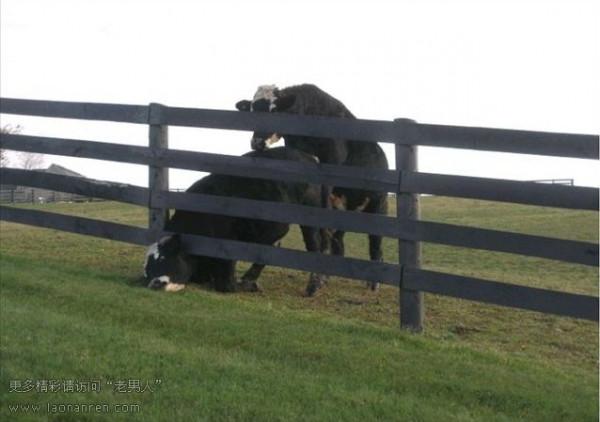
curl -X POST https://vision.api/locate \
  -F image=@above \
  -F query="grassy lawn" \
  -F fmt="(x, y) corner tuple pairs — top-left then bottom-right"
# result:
(0, 198), (597, 421)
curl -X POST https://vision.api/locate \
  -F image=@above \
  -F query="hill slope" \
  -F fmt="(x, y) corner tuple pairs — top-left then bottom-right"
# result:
(1, 254), (597, 421)
(0, 198), (597, 421)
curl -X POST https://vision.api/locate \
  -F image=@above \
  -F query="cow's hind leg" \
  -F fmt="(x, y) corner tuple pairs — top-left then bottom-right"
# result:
(365, 194), (388, 291)
(367, 234), (383, 291)
(331, 230), (345, 256)
(300, 225), (328, 297)
(319, 185), (333, 255)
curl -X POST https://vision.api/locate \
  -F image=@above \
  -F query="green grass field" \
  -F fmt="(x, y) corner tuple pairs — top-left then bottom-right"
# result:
(0, 198), (598, 421)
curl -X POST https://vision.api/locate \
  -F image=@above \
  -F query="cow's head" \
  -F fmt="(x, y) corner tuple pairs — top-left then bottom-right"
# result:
(235, 85), (296, 151)
(144, 235), (189, 292)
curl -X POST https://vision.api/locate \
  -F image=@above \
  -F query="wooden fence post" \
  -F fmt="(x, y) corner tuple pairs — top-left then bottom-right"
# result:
(148, 103), (169, 240)
(395, 118), (424, 332)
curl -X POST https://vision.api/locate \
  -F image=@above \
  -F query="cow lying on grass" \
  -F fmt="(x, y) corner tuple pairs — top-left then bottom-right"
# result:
(144, 147), (327, 295)
(236, 84), (389, 290)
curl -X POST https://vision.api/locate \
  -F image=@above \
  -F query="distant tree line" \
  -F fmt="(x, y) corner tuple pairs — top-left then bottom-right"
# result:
(0, 124), (46, 169)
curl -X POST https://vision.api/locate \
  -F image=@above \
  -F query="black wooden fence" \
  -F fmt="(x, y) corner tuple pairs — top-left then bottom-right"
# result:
(0, 97), (598, 330)
(0, 187), (91, 204)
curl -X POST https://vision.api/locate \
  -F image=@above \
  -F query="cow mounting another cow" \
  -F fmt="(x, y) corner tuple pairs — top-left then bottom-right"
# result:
(236, 84), (389, 290)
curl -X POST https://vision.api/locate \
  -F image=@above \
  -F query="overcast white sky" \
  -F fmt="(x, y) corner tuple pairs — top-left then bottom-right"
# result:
(1, 0), (598, 188)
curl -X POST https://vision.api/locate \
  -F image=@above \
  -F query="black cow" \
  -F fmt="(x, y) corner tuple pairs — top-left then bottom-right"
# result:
(143, 147), (326, 295)
(236, 84), (389, 290)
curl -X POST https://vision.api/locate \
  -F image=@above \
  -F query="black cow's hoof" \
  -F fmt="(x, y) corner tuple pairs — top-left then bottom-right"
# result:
(305, 273), (327, 297)
(238, 279), (262, 293)
(214, 282), (237, 293)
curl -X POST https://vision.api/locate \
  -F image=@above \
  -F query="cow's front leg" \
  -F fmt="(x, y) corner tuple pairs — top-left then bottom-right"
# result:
(237, 263), (265, 292)
(212, 259), (238, 293)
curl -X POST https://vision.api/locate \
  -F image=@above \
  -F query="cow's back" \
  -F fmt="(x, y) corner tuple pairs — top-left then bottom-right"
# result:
(166, 147), (322, 237)
(277, 85), (354, 165)
(280, 84), (355, 119)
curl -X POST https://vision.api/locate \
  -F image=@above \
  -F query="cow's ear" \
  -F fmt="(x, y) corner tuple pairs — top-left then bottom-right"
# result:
(274, 94), (295, 112)
(160, 234), (180, 252)
(236, 100), (252, 111)
(158, 235), (173, 246)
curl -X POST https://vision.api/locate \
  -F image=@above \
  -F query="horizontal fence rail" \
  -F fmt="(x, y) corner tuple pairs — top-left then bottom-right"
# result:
(0, 205), (399, 285)
(0, 134), (397, 192)
(0, 98), (148, 124)
(163, 107), (599, 158)
(401, 171), (599, 211)
(179, 233), (400, 285)
(406, 123), (599, 159)
(0, 168), (149, 207)
(158, 190), (598, 266)
(0, 205), (150, 246)
(1, 169), (597, 266)
(403, 268), (599, 321)
(2, 98), (598, 158)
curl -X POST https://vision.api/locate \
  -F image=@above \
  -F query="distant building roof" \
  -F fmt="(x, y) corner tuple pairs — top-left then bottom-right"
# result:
(43, 164), (84, 178)
(0, 163), (85, 191)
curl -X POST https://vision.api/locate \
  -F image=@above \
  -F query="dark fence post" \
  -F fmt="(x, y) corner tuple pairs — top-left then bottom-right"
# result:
(395, 118), (424, 332)
(148, 103), (169, 240)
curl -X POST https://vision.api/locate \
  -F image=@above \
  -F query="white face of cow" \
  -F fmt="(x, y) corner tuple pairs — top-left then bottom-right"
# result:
(249, 85), (282, 149)
(252, 85), (278, 111)
(235, 84), (297, 151)
(144, 236), (187, 292)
